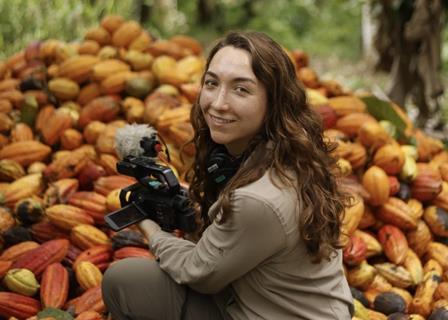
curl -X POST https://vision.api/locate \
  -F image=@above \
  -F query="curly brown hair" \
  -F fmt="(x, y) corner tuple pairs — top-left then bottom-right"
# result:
(185, 31), (349, 263)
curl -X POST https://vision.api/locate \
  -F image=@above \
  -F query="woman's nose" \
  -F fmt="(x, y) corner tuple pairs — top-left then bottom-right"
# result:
(210, 88), (229, 110)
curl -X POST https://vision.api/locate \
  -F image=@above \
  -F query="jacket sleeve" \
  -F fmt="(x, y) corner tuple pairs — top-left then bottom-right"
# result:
(149, 191), (287, 294)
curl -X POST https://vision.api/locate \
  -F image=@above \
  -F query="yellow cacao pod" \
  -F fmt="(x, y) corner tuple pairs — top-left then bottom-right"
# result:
(4, 268), (40, 296)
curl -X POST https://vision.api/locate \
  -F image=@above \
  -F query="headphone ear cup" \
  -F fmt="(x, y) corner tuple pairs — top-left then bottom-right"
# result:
(206, 146), (242, 186)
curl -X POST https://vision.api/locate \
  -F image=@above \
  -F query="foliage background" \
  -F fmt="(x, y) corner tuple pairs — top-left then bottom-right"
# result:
(0, 0), (446, 125)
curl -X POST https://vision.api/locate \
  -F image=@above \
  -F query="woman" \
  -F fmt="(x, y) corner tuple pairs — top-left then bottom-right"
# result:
(103, 31), (353, 320)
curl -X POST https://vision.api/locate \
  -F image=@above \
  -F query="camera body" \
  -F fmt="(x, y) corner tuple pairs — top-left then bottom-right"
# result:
(104, 134), (196, 233)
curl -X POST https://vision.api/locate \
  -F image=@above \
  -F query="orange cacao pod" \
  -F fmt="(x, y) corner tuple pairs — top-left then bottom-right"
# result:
(101, 15), (125, 33)
(83, 121), (106, 145)
(46, 204), (94, 231)
(426, 242), (448, 270)
(78, 96), (120, 128)
(407, 198), (424, 220)
(435, 282), (448, 300)
(92, 59), (130, 81)
(0, 241), (40, 262)
(74, 244), (112, 272)
(48, 77), (80, 101)
(93, 175), (136, 196)
(58, 55), (100, 84)
(327, 96), (366, 116)
(75, 310), (103, 320)
(12, 238), (70, 276)
(30, 219), (69, 243)
(377, 197), (418, 230)
(0, 141), (51, 166)
(406, 220), (433, 258)
(74, 285), (106, 315)
(35, 104), (55, 133)
(67, 192), (106, 224)
(378, 225), (408, 265)
(433, 181), (448, 211)
(362, 166), (390, 206)
(410, 270), (441, 317)
(43, 178), (79, 207)
(43, 149), (90, 182)
(339, 194), (364, 245)
(85, 26), (111, 46)
(0, 260), (12, 278)
(343, 235), (367, 266)
(60, 129), (83, 150)
(70, 224), (111, 250)
(112, 20), (142, 48)
(10, 123), (33, 142)
(358, 206), (376, 229)
(403, 249), (423, 286)
(411, 165), (443, 202)
(346, 260), (377, 290)
(373, 144), (405, 175)
(335, 112), (376, 137)
(98, 154), (118, 175)
(0, 159), (26, 182)
(423, 206), (448, 237)
(77, 83), (101, 106)
(374, 263), (413, 289)
(0, 173), (44, 208)
(41, 109), (73, 146)
(40, 262), (69, 309)
(353, 230), (382, 258)
(0, 292), (40, 319)
(113, 246), (155, 260)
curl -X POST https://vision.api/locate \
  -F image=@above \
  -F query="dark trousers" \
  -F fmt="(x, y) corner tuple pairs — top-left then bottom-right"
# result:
(102, 258), (226, 320)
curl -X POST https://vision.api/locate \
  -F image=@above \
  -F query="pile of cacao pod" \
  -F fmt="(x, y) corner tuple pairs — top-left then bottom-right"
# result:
(302, 72), (448, 318)
(0, 14), (446, 320)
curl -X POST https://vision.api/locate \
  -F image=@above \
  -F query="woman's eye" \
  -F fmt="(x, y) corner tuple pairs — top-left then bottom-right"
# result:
(235, 86), (249, 94)
(204, 79), (217, 87)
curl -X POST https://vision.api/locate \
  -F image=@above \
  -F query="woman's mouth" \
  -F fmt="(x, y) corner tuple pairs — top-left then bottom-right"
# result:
(209, 114), (236, 124)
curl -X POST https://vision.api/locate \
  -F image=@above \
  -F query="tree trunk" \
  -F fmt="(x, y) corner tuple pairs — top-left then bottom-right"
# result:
(137, 0), (152, 24)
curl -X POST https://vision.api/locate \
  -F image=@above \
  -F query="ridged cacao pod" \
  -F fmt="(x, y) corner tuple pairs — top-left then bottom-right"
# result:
(343, 235), (367, 266)
(12, 238), (70, 276)
(0, 141), (51, 166)
(4, 268), (40, 296)
(0, 292), (41, 319)
(75, 261), (103, 290)
(353, 230), (382, 258)
(347, 260), (377, 290)
(378, 225), (409, 265)
(403, 249), (423, 286)
(374, 263), (413, 289)
(362, 166), (389, 206)
(40, 262), (69, 309)
(70, 224), (111, 250)
(46, 204), (94, 231)
(407, 220), (432, 257)
(373, 143), (405, 175)
(424, 206), (448, 237)
(411, 166), (443, 202)
(426, 242), (448, 270)
(377, 197), (418, 230)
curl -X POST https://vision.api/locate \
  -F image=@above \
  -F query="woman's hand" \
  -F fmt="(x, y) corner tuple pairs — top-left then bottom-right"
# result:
(138, 219), (161, 244)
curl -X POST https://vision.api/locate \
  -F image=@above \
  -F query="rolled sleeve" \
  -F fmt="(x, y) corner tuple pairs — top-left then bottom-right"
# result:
(149, 191), (287, 294)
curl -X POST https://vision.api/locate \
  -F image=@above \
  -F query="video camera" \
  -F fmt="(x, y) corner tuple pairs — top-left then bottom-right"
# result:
(104, 126), (196, 233)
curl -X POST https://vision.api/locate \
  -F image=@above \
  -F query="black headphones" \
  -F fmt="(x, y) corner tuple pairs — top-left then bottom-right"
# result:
(206, 145), (244, 187)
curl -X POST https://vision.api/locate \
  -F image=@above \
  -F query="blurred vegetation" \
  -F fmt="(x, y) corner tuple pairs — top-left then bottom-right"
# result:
(0, 0), (362, 60)
(0, 0), (446, 127)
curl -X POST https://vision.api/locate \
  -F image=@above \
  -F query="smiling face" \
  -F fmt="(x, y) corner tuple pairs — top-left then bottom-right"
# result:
(199, 46), (268, 156)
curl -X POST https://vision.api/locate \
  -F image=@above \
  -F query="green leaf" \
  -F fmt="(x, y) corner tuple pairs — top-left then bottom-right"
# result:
(37, 307), (74, 320)
(361, 95), (412, 143)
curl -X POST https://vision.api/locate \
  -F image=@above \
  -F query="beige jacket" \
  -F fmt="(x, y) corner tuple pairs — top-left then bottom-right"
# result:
(150, 170), (353, 319)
